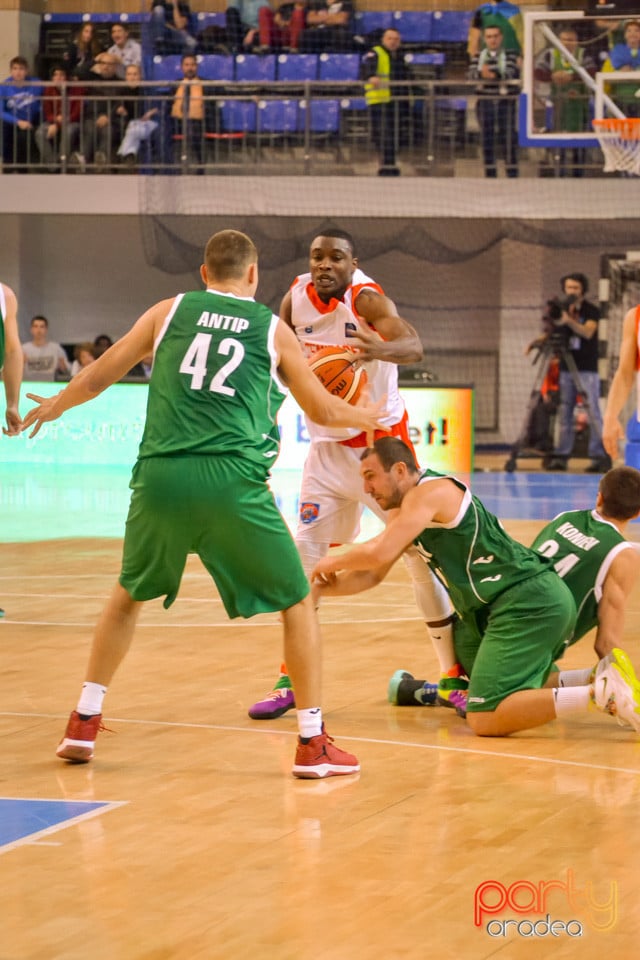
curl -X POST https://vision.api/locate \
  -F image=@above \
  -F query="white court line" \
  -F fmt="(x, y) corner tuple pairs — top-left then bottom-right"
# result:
(0, 592), (411, 609)
(0, 615), (423, 628)
(2, 711), (639, 777)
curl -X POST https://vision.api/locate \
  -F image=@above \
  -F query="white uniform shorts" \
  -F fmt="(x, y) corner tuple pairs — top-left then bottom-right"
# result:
(296, 440), (385, 546)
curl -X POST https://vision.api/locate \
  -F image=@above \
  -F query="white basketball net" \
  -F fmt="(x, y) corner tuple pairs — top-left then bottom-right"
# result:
(593, 119), (640, 177)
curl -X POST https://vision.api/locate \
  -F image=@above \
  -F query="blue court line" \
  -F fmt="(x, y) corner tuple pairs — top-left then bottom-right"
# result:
(0, 797), (127, 853)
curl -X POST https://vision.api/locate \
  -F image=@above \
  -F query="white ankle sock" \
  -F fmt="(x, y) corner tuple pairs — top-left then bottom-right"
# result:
(559, 667), (593, 687)
(553, 685), (592, 716)
(297, 707), (323, 739)
(77, 682), (107, 716)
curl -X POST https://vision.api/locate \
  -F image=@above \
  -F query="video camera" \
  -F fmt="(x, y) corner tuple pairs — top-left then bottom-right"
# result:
(544, 293), (578, 325)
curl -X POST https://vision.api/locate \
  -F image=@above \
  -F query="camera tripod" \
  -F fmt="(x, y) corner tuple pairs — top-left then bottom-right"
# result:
(504, 334), (604, 473)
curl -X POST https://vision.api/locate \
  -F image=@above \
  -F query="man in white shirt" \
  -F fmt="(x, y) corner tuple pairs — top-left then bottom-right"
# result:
(108, 23), (143, 79)
(22, 314), (70, 381)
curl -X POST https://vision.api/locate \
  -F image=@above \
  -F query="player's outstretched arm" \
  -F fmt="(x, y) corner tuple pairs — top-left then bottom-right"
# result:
(22, 300), (170, 437)
(594, 547), (640, 658)
(351, 287), (423, 364)
(603, 306), (637, 460)
(275, 319), (387, 433)
(311, 484), (441, 589)
(1, 283), (23, 436)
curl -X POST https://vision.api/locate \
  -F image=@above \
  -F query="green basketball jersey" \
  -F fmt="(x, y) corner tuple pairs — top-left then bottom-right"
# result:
(531, 509), (632, 644)
(0, 284), (6, 370)
(138, 289), (287, 465)
(413, 470), (550, 615)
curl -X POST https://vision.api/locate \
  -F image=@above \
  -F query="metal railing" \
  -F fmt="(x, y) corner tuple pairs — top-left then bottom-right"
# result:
(0, 78), (604, 176)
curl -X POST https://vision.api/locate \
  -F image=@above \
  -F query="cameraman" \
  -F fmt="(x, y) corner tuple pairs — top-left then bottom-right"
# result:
(544, 273), (610, 473)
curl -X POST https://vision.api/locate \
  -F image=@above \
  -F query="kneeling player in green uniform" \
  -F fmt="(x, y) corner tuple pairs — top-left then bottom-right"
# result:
(23, 229), (389, 778)
(391, 466), (640, 727)
(310, 438), (640, 736)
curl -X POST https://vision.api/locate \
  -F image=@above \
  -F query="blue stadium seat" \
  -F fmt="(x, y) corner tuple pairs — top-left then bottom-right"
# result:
(354, 12), (394, 36)
(151, 55), (183, 83)
(42, 12), (146, 24)
(317, 53), (361, 82)
(258, 99), (299, 134)
(276, 54), (318, 83)
(391, 11), (433, 44)
(300, 99), (340, 133)
(220, 100), (258, 133)
(404, 51), (446, 75)
(234, 54), (277, 84)
(198, 55), (235, 82)
(195, 12), (226, 30)
(431, 11), (473, 44)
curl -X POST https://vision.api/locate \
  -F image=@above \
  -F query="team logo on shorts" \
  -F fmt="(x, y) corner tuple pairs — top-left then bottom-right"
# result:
(300, 502), (320, 524)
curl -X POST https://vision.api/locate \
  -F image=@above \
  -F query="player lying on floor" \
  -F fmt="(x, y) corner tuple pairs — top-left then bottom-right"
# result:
(310, 438), (640, 736)
(388, 464), (640, 723)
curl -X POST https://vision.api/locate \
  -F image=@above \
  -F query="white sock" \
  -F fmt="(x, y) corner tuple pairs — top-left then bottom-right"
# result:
(297, 707), (323, 739)
(426, 617), (458, 674)
(553, 685), (592, 716)
(559, 667), (594, 687)
(77, 682), (107, 717)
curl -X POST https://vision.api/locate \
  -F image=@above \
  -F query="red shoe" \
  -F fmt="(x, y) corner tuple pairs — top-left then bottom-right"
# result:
(292, 727), (359, 779)
(56, 710), (107, 763)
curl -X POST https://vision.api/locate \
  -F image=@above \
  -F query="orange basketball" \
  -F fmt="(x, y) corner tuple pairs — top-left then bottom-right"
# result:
(307, 345), (368, 405)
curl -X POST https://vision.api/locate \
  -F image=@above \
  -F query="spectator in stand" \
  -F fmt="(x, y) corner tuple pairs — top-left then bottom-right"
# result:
(468, 1), (523, 58)
(70, 342), (97, 378)
(226, 2), (307, 53)
(150, 1), (198, 55)
(261, 2), (307, 52)
(469, 24), (519, 178)
(171, 53), (208, 171)
(115, 64), (160, 169)
(0, 56), (42, 173)
(603, 19), (640, 117)
(75, 52), (123, 170)
(534, 26), (597, 177)
(35, 65), (83, 172)
(63, 23), (104, 78)
(361, 28), (411, 177)
(125, 353), (154, 380)
(299, 1), (355, 53)
(107, 23), (143, 80)
(22, 315), (71, 382)
(93, 333), (113, 357)
(226, 1), (269, 53)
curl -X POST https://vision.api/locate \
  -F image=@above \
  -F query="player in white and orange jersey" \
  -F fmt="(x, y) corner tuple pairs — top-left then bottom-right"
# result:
(248, 229), (465, 720)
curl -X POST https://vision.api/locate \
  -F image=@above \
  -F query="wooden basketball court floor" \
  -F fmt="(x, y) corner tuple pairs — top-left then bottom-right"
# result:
(1, 464), (640, 959)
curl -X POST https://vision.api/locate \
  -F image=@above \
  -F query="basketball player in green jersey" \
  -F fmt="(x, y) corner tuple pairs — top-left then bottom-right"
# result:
(391, 465), (640, 713)
(0, 280), (23, 618)
(0, 281), (22, 436)
(22, 230), (388, 778)
(310, 437), (640, 736)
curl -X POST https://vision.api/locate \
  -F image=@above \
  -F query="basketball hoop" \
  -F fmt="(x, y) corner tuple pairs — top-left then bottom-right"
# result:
(593, 118), (640, 176)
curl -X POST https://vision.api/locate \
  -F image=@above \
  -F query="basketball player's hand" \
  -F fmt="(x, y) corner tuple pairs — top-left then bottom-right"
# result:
(603, 417), (624, 461)
(22, 393), (62, 438)
(310, 573), (335, 604)
(347, 324), (386, 362)
(2, 407), (22, 436)
(310, 557), (339, 589)
(355, 384), (388, 445)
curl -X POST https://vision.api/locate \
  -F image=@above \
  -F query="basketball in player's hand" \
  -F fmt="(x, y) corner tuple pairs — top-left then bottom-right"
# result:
(307, 345), (368, 404)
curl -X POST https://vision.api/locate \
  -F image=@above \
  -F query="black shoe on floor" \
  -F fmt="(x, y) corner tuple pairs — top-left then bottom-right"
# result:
(546, 457), (567, 471)
(585, 455), (612, 473)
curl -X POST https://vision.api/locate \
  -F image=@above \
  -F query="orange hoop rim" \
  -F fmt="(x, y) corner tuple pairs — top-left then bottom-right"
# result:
(593, 118), (640, 139)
